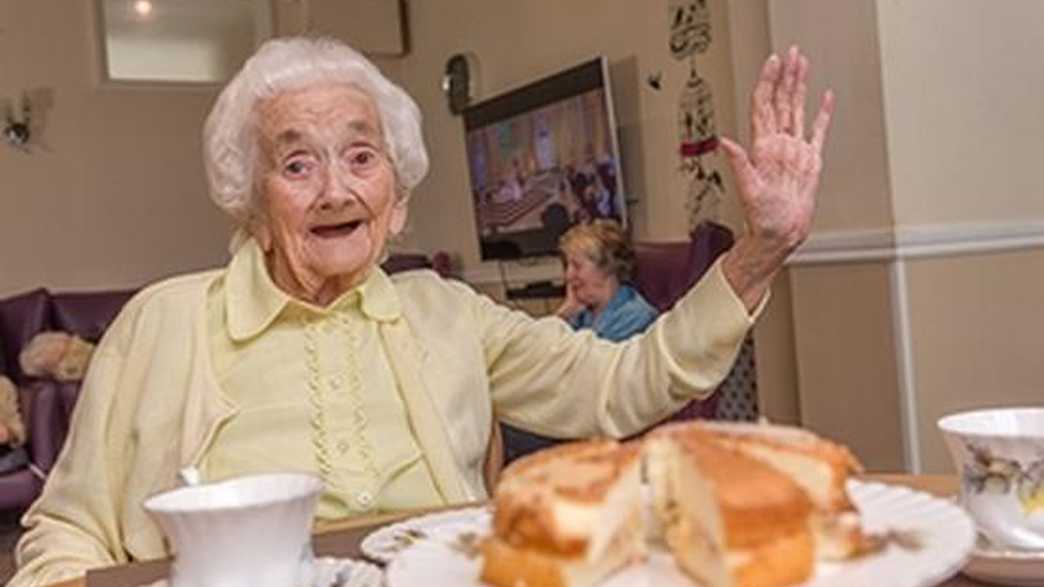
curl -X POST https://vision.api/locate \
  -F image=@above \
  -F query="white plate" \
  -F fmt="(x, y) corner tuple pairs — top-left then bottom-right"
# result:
(386, 481), (976, 587)
(361, 505), (493, 564)
(963, 536), (1044, 586)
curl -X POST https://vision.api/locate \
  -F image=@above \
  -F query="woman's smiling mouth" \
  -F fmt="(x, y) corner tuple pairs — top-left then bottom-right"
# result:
(310, 219), (364, 238)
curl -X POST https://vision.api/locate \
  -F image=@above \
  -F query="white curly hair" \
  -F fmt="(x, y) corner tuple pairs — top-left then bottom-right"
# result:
(202, 37), (429, 249)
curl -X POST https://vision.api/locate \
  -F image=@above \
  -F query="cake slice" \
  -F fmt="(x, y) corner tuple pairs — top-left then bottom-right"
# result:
(480, 439), (645, 587)
(695, 421), (866, 559)
(645, 425), (815, 587)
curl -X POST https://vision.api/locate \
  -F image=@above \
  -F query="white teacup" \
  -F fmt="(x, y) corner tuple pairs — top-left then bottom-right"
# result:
(144, 472), (324, 587)
(939, 407), (1044, 550)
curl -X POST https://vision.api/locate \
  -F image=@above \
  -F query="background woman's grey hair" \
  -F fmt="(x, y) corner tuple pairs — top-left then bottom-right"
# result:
(202, 37), (430, 249)
(560, 219), (636, 282)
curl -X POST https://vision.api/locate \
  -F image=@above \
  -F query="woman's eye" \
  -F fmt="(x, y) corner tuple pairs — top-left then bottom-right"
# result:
(284, 158), (311, 177)
(348, 148), (380, 170)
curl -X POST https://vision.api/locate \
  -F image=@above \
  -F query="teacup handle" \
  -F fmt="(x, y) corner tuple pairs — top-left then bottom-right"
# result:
(177, 466), (202, 486)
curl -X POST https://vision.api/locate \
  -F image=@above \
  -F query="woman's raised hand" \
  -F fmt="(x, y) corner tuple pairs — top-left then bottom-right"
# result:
(720, 46), (835, 310)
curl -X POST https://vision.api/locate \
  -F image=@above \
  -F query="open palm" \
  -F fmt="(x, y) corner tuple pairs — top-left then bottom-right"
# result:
(720, 46), (835, 257)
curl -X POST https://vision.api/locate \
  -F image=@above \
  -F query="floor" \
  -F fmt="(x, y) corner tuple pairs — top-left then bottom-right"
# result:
(0, 510), (23, 584)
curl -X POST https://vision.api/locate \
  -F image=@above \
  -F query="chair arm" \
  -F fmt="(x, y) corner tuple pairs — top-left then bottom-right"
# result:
(23, 380), (68, 474)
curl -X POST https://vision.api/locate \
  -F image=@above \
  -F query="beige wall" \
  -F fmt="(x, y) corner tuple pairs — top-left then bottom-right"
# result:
(907, 250), (1044, 473)
(772, 0), (1044, 474)
(875, 0), (1044, 472)
(0, 1), (234, 297)
(790, 263), (904, 471)
(877, 0), (1044, 226)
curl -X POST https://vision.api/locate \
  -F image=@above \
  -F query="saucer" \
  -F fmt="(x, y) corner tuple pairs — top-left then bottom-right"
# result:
(140, 557), (382, 587)
(360, 506), (492, 564)
(963, 535), (1044, 586)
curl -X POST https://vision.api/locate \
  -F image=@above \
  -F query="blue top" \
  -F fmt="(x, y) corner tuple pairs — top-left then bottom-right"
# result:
(569, 285), (659, 342)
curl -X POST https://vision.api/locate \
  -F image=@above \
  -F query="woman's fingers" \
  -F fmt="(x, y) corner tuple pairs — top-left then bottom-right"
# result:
(810, 89), (836, 155)
(791, 54), (809, 140)
(751, 54), (782, 140)
(775, 46), (799, 134)
(719, 136), (759, 202)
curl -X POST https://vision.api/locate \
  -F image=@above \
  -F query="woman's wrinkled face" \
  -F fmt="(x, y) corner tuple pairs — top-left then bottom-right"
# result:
(563, 249), (616, 309)
(255, 83), (406, 302)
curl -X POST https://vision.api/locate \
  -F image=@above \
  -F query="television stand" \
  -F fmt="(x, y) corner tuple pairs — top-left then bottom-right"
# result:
(506, 280), (565, 300)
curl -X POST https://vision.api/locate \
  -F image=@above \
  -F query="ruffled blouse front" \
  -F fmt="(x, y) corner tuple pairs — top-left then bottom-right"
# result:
(203, 241), (442, 519)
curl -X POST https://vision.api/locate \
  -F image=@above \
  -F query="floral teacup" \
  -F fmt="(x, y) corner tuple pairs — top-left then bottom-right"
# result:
(144, 472), (324, 587)
(939, 407), (1044, 550)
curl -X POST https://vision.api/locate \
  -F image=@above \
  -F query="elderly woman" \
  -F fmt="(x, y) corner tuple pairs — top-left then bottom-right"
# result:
(555, 219), (658, 342)
(11, 38), (832, 586)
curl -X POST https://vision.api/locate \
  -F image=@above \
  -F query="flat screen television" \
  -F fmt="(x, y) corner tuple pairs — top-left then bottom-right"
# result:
(463, 56), (627, 261)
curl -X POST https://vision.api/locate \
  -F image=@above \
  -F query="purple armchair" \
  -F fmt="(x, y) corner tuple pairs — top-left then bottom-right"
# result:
(0, 287), (137, 512)
(632, 221), (735, 313)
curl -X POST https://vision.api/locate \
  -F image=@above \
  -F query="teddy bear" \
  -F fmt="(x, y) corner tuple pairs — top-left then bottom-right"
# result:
(0, 375), (26, 448)
(0, 374), (29, 474)
(19, 331), (97, 382)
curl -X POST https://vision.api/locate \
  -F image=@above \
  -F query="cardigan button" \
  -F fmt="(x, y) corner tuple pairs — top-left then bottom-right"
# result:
(356, 490), (374, 509)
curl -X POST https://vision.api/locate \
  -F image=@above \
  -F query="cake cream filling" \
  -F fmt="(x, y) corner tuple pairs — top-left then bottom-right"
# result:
(646, 436), (733, 587)
(549, 461), (644, 562)
(732, 443), (836, 508)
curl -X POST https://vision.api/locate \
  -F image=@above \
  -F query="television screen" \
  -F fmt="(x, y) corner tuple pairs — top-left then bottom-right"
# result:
(463, 56), (626, 261)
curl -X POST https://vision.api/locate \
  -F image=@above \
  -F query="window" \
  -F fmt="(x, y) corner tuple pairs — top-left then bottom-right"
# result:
(96, 0), (273, 84)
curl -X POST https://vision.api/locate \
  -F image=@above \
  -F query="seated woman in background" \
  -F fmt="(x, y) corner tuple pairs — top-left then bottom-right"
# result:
(10, 37), (832, 586)
(555, 219), (658, 342)
(503, 220), (659, 461)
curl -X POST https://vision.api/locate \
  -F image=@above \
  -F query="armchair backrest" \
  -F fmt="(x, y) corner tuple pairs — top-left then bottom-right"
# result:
(0, 288), (51, 385)
(631, 221), (735, 312)
(0, 288), (136, 386)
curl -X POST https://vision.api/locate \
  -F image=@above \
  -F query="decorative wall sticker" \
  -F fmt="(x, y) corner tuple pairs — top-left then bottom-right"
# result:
(647, 71), (663, 91)
(669, 0), (711, 61)
(2, 95), (31, 151)
(677, 64), (723, 228)
(667, 0), (723, 228)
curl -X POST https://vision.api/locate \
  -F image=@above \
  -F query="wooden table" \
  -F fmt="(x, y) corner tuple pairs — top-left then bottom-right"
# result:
(43, 474), (996, 587)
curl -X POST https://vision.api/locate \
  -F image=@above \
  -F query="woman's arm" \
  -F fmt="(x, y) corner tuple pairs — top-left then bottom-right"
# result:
(480, 257), (752, 440)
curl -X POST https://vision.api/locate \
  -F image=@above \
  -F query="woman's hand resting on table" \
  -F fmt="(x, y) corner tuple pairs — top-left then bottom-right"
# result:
(720, 45), (836, 311)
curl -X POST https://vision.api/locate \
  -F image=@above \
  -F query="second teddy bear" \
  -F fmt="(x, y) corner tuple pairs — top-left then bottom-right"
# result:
(19, 331), (97, 382)
(0, 374), (29, 474)
(0, 375), (26, 447)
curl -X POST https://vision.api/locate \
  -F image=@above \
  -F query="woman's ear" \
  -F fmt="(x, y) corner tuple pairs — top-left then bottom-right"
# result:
(389, 196), (409, 236)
